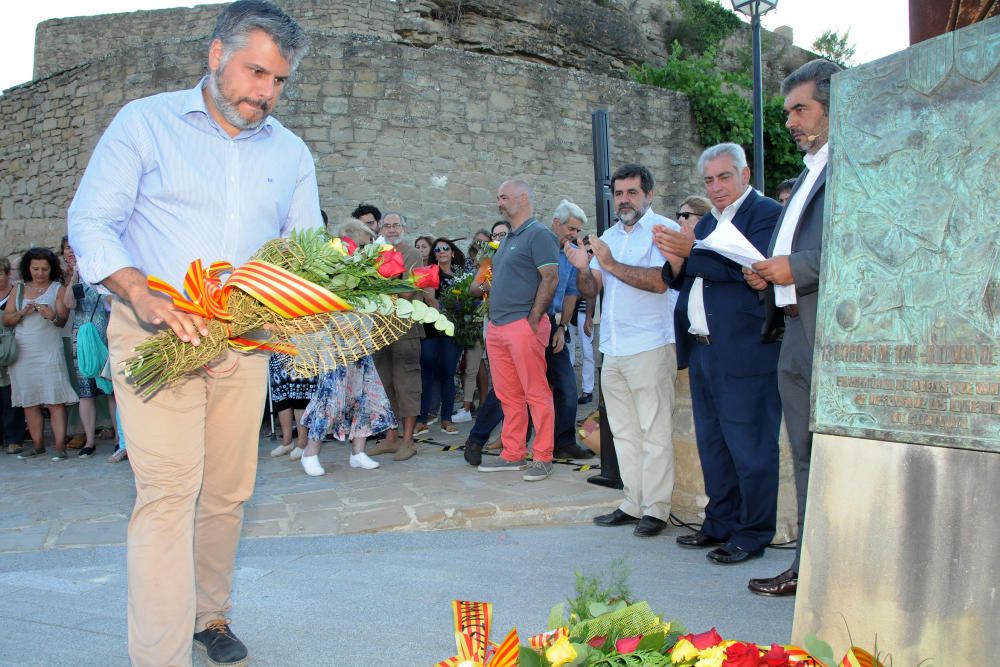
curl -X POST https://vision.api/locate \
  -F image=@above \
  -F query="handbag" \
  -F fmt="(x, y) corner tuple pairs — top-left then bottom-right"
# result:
(76, 291), (109, 380)
(0, 285), (21, 368)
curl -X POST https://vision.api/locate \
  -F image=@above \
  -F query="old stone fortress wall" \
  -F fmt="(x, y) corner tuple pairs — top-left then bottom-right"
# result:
(1, 0), (811, 252)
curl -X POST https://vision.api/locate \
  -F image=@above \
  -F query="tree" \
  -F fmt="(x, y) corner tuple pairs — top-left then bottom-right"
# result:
(812, 29), (856, 66)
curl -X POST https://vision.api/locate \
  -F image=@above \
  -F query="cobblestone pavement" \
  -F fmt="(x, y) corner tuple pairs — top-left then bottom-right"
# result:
(0, 412), (617, 554)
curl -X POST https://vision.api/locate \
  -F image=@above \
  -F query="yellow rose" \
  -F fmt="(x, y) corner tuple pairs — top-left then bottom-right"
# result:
(671, 638), (699, 664)
(694, 644), (727, 667)
(489, 241), (500, 249)
(328, 237), (347, 255)
(545, 635), (577, 667)
(379, 243), (395, 252)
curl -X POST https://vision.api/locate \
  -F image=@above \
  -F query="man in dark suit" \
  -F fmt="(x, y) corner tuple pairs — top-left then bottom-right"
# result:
(653, 143), (783, 565)
(743, 59), (843, 596)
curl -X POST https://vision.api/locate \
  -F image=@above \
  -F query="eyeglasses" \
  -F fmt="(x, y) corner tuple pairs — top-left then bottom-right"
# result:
(382, 222), (403, 229)
(491, 232), (508, 240)
(676, 211), (699, 220)
(433, 246), (451, 253)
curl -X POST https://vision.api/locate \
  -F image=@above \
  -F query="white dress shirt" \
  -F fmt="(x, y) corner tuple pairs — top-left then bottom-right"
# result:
(772, 143), (829, 306)
(590, 209), (680, 356)
(688, 185), (754, 335)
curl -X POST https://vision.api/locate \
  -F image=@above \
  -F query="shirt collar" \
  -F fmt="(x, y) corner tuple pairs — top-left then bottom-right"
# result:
(613, 207), (657, 234)
(804, 142), (829, 171)
(510, 217), (538, 236)
(710, 185), (754, 220)
(184, 76), (274, 140)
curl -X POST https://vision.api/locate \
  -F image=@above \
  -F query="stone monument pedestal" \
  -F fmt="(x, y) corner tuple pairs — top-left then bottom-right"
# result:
(792, 434), (1000, 665)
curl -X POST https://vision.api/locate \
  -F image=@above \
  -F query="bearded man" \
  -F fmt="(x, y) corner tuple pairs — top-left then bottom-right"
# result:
(68, 2), (322, 665)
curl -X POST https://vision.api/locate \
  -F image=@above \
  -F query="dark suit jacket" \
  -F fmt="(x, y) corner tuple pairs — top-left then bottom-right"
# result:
(665, 189), (783, 375)
(763, 166), (827, 350)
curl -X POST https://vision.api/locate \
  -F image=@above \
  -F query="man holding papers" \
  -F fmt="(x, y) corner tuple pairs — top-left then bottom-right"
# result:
(653, 143), (783, 565)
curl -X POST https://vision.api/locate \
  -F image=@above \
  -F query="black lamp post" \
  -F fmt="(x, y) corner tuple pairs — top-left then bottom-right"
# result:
(731, 0), (778, 193)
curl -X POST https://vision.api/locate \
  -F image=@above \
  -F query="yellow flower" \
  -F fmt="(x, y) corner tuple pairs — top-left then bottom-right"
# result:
(379, 243), (395, 252)
(328, 237), (347, 255)
(662, 621), (672, 635)
(545, 635), (577, 667)
(671, 638), (699, 664)
(488, 241), (500, 249)
(694, 644), (727, 667)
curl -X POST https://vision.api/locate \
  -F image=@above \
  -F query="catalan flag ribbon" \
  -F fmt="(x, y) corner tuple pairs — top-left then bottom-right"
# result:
(434, 601), (518, 667)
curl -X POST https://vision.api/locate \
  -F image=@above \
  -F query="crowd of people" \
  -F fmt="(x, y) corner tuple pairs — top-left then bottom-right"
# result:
(4, 2), (843, 664)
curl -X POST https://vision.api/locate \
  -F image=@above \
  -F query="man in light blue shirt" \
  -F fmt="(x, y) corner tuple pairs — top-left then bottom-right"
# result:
(67, 3), (321, 665)
(566, 164), (682, 539)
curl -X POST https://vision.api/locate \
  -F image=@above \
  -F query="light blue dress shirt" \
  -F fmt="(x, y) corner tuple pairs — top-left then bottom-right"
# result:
(68, 78), (322, 292)
(590, 209), (680, 357)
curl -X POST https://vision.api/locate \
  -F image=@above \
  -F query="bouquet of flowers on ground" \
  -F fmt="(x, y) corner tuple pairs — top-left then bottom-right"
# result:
(125, 229), (451, 396)
(437, 270), (485, 349)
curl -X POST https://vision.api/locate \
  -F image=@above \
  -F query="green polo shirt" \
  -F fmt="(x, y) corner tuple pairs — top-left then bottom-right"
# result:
(488, 217), (559, 325)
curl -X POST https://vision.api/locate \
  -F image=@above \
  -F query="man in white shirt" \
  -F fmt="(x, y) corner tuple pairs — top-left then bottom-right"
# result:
(565, 164), (681, 538)
(743, 58), (843, 597)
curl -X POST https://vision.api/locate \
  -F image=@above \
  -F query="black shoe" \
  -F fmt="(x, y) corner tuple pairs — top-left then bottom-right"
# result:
(706, 544), (763, 565)
(676, 531), (726, 549)
(78, 445), (97, 458)
(577, 393), (593, 404)
(633, 515), (668, 537)
(593, 509), (640, 526)
(193, 620), (248, 667)
(748, 568), (798, 596)
(463, 439), (483, 466)
(552, 443), (594, 459)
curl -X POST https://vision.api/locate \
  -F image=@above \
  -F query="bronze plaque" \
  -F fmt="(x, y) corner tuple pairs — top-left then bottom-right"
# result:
(813, 16), (1000, 453)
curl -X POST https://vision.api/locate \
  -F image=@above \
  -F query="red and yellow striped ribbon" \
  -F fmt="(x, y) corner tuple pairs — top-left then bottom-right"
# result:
(528, 626), (567, 650)
(840, 647), (882, 667)
(147, 260), (235, 321)
(487, 628), (520, 667)
(451, 600), (492, 662)
(784, 646), (825, 665)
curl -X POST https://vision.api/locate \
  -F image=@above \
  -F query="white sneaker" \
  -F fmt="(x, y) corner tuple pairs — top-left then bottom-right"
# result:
(270, 443), (295, 458)
(289, 447), (305, 461)
(300, 454), (325, 476)
(349, 452), (380, 469)
(451, 408), (472, 423)
(426, 415), (438, 426)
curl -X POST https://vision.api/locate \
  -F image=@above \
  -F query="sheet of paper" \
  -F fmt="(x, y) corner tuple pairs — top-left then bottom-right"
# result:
(694, 219), (765, 268)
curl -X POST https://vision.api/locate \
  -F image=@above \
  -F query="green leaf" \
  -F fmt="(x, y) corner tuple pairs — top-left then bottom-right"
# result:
(805, 633), (835, 666)
(636, 630), (664, 651)
(518, 645), (543, 667)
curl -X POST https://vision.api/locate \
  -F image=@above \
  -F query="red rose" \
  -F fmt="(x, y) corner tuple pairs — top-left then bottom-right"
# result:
(410, 264), (440, 289)
(614, 636), (642, 653)
(587, 635), (607, 648)
(688, 627), (723, 650)
(761, 644), (791, 666)
(376, 249), (406, 278)
(340, 236), (358, 256)
(721, 641), (759, 667)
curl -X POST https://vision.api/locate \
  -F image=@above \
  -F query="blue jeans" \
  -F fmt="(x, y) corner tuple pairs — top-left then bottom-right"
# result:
(418, 337), (462, 423)
(468, 388), (503, 445)
(546, 333), (579, 449)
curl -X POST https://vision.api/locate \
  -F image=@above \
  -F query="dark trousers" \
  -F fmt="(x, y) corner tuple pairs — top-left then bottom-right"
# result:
(468, 389), (503, 445)
(545, 330), (579, 449)
(0, 384), (25, 445)
(776, 315), (814, 571)
(418, 336), (462, 423)
(689, 342), (782, 554)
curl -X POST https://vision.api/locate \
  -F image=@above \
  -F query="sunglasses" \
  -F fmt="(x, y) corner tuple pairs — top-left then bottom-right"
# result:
(676, 212), (698, 220)
(433, 246), (451, 253)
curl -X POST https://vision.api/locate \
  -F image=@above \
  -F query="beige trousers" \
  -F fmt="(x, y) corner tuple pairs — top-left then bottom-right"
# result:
(108, 302), (268, 667)
(601, 344), (677, 521)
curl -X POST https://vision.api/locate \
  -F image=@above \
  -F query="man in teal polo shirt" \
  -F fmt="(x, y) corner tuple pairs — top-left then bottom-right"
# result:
(478, 179), (560, 481)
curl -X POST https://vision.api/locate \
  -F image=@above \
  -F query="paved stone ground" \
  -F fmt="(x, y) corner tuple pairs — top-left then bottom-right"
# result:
(0, 410), (796, 665)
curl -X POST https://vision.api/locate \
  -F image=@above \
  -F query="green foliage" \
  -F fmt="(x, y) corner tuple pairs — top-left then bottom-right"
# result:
(565, 558), (633, 624)
(805, 632), (835, 666)
(663, 0), (741, 56)
(629, 43), (802, 196)
(589, 649), (672, 666)
(812, 28), (856, 66)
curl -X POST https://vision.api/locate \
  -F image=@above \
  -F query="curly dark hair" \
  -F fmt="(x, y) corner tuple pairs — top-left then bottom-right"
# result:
(19, 247), (63, 284)
(428, 237), (465, 271)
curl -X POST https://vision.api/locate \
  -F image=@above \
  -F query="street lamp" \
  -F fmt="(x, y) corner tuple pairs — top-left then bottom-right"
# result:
(731, 0), (778, 193)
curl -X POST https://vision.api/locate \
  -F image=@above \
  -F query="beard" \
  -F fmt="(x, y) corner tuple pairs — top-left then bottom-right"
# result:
(617, 202), (648, 226)
(207, 66), (271, 131)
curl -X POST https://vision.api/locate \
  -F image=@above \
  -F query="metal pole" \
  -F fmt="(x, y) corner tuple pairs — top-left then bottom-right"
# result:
(751, 8), (765, 192)
(587, 110), (623, 490)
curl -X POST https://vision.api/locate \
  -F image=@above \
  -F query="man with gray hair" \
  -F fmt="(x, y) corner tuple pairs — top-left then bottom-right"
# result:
(654, 143), (783, 565)
(68, 2), (319, 664)
(369, 211), (425, 461)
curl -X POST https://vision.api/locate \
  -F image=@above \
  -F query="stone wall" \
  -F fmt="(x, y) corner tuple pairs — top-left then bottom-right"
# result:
(31, 0), (810, 92)
(1, 31), (703, 253)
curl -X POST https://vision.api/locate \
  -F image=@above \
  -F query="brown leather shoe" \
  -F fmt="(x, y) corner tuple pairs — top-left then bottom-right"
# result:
(748, 568), (798, 596)
(393, 442), (417, 461)
(367, 439), (399, 456)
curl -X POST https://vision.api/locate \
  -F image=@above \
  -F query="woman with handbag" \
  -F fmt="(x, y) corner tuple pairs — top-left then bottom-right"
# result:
(62, 240), (114, 458)
(2, 248), (79, 460)
(0, 258), (27, 454)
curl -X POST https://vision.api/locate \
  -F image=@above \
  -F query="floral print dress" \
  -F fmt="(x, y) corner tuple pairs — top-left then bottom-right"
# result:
(300, 355), (397, 442)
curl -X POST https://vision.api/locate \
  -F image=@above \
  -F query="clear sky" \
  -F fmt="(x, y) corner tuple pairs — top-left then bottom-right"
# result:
(2, 0), (911, 92)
